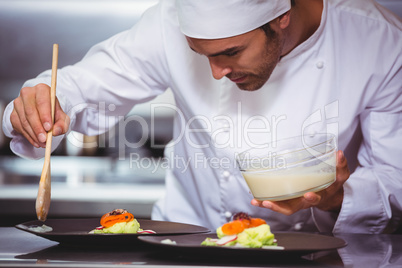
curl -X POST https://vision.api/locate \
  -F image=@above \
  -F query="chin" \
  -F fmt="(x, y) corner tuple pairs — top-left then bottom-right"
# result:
(237, 85), (260, 92)
(236, 80), (267, 91)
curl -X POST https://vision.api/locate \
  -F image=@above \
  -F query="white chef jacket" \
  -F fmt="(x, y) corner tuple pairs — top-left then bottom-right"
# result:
(3, 0), (402, 233)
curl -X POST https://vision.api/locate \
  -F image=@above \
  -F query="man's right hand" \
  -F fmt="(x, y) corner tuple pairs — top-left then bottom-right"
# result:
(10, 83), (70, 148)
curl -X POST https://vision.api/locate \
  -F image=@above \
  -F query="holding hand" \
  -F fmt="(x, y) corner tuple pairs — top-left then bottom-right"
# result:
(10, 83), (70, 148)
(251, 150), (350, 215)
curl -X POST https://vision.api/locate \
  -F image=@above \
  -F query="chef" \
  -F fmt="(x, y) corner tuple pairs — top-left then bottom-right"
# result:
(3, 0), (402, 233)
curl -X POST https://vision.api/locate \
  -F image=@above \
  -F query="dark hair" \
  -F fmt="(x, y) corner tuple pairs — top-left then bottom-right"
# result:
(259, 0), (294, 37)
(259, 21), (276, 38)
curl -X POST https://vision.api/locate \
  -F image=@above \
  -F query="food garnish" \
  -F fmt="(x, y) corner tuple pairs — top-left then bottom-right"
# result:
(201, 212), (281, 249)
(89, 209), (155, 234)
(100, 208), (134, 228)
(221, 212), (267, 235)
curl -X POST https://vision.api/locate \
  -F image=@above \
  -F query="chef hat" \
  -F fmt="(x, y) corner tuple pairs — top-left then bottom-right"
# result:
(176, 0), (291, 39)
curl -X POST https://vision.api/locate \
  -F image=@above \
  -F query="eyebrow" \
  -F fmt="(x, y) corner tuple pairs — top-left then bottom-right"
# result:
(190, 46), (244, 57)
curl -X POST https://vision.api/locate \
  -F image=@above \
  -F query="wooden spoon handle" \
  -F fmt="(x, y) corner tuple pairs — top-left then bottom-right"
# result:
(50, 44), (58, 125)
(44, 44), (58, 161)
(36, 44), (58, 221)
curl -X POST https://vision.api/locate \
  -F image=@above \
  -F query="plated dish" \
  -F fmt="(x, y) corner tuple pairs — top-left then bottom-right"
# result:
(16, 218), (210, 246)
(138, 232), (347, 257)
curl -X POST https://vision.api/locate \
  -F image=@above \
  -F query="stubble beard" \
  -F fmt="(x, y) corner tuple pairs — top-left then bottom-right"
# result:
(234, 33), (282, 92)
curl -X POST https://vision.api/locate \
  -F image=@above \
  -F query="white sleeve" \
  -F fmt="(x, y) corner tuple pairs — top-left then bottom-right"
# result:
(334, 112), (402, 233)
(312, 7), (402, 233)
(334, 25), (402, 232)
(2, 2), (170, 159)
(312, 93), (402, 234)
(317, 47), (402, 233)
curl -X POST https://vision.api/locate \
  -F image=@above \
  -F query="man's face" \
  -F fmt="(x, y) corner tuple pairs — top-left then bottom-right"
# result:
(186, 27), (283, 91)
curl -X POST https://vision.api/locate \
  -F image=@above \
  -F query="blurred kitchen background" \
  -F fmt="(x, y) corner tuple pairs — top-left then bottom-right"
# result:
(0, 0), (174, 226)
(0, 0), (401, 226)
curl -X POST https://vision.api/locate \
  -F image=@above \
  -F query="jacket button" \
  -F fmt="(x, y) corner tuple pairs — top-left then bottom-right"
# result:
(224, 211), (232, 219)
(316, 61), (324, 69)
(222, 170), (231, 178)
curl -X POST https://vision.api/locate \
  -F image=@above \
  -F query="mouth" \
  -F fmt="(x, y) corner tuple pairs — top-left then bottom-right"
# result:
(229, 75), (247, 84)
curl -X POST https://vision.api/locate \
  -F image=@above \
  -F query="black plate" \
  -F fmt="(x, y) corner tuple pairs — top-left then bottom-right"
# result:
(138, 232), (347, 257)
(16, 218), (209, 246)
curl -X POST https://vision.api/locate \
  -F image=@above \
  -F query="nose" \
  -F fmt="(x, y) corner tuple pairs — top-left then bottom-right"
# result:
(208, 58), (231, 80)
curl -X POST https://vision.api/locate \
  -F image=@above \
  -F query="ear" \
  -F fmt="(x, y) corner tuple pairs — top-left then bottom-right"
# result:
(277, 11), (291, 29)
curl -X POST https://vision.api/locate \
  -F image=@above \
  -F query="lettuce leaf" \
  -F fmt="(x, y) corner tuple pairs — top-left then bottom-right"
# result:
(236, 224), (275, 248)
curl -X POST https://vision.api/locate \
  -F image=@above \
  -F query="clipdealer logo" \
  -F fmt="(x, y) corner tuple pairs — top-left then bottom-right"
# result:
(64, 100), (339, 171)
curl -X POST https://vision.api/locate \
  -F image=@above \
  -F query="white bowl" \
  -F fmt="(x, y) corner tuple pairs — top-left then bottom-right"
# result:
(236, 134), (337, 201)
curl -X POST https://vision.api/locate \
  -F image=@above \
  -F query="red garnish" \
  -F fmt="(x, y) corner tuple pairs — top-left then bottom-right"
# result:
(232, 212), (251, 221)
(137, 230), (156, 234)
(216, 235), (237, 246)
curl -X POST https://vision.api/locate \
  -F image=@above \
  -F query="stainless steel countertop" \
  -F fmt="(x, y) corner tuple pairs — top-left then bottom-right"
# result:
(0, 156), (166, 222)
(1, 227), (402, 267)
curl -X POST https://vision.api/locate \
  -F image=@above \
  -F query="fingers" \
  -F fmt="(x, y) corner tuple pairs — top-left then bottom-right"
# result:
(336, 150), (350, 184)
(10, 105), (40, 148)
(36, 85), (70, 136)
(12, 90), (45, 148)
(10, 84), (69, 148)
(251, 197), (313, 216)
(262, 199), (303, 216)
(36, 84), (52, 132)
(262, 200), (294, 215)
(251, 199), (262, 207)
(304, 191), (321, 205)
(22, 86), (49, 145)
(53, 98), (70, 136)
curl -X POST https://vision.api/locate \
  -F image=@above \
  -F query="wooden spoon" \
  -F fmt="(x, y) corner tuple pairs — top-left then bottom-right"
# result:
(36, 44), (58, 221)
